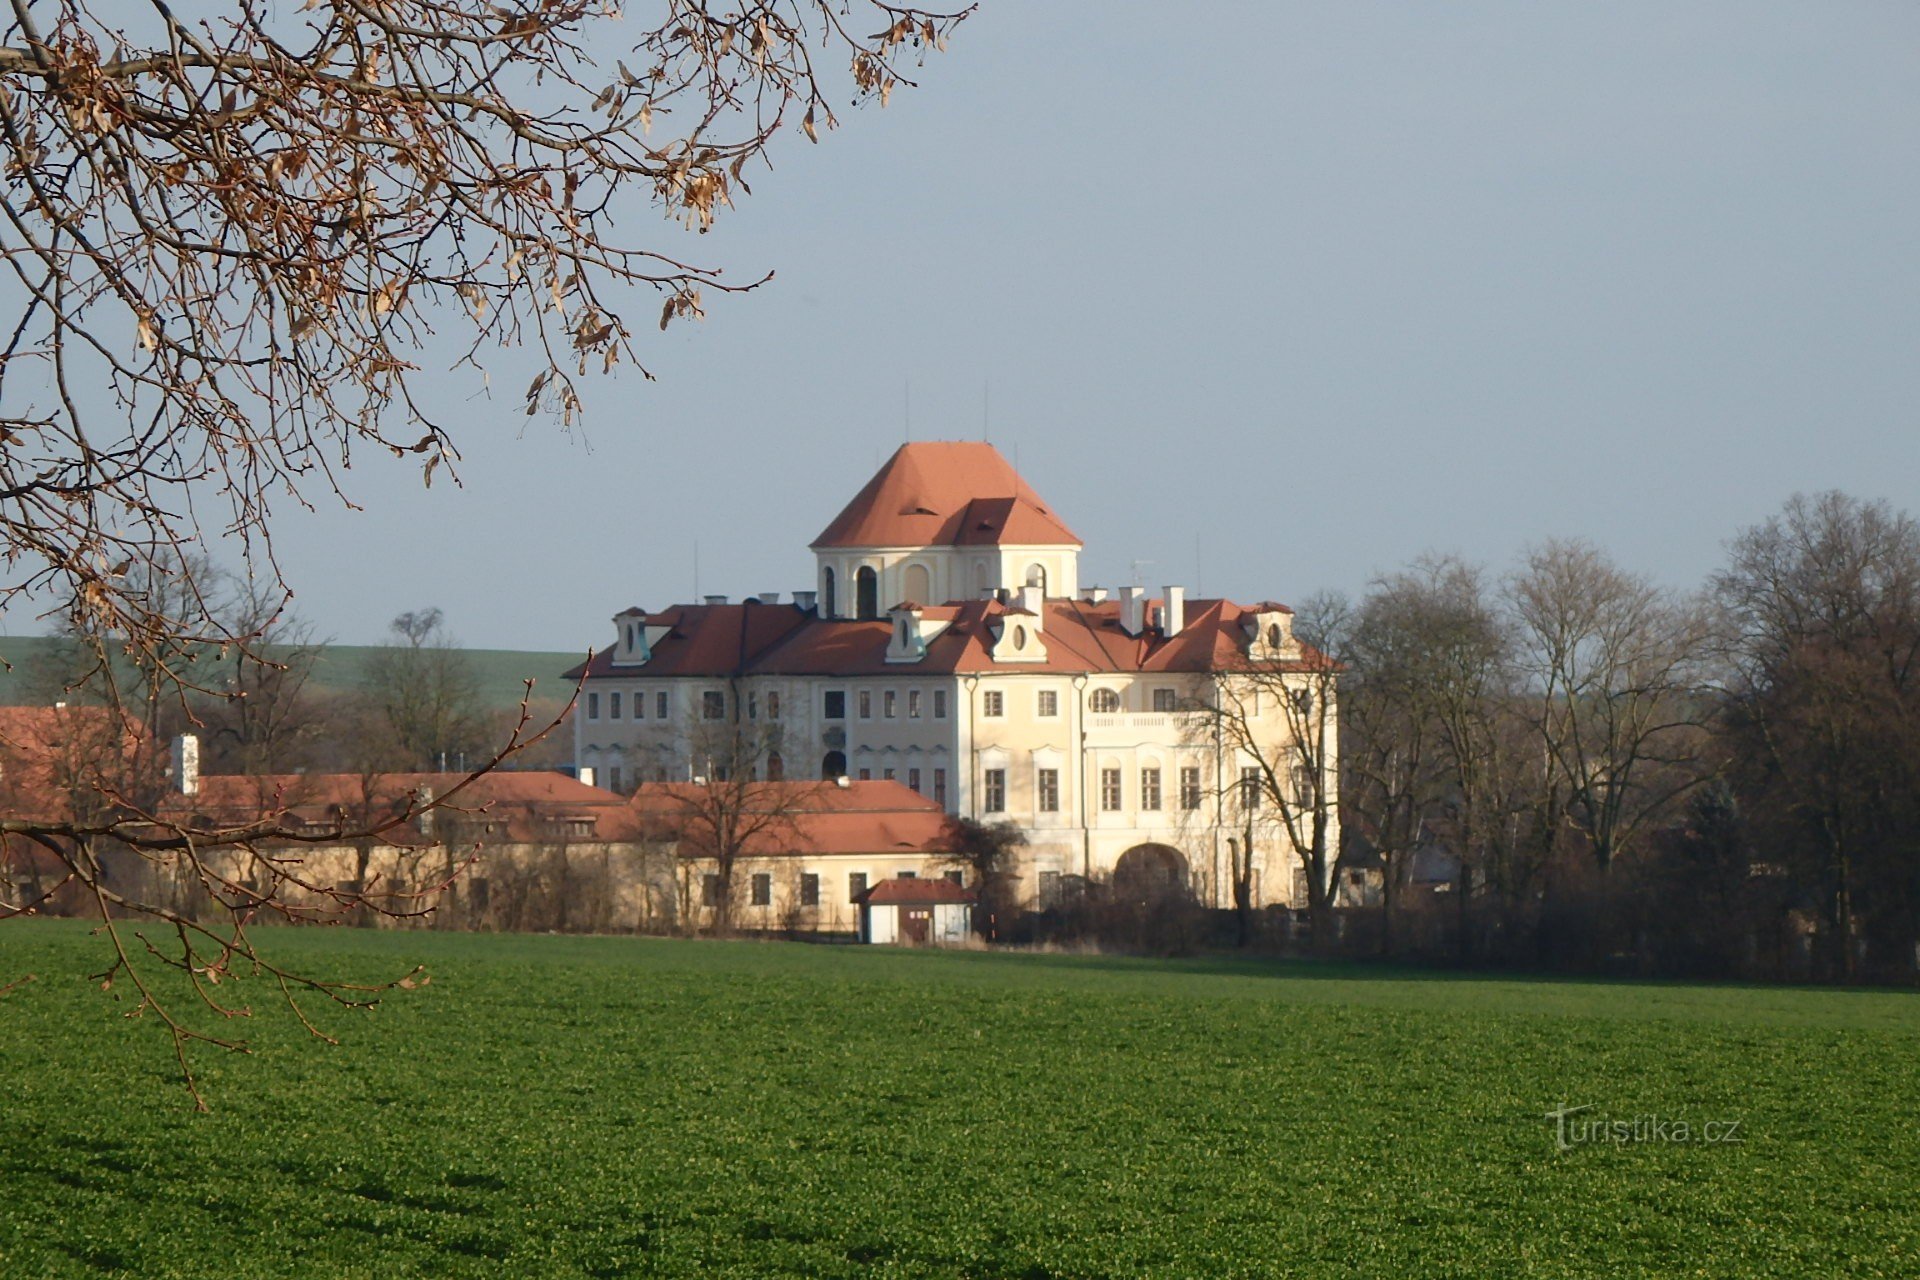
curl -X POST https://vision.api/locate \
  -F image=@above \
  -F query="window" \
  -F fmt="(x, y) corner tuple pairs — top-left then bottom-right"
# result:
(908, 690), (922, 718)
(1039, 870), (1062, 910)
(768, 692), (781, 720)
(883, 767), (896, 782)
(701, 874), (721, 907)
(858, 768), (872, 781)
(933, 689), (948, 719)
(822, 566), (837, 619)
(747, 693), (758, 719)
(751, 873), (771, 907)
(1267, 623), (1283, 649)
(1090, 688), (1120, 714)
(587, 692), (600, 719)
(1141, 767), (1162, 811)
(1152, 687), (1178, 712)
(933, 768), (948, 807)
(982, 690), (1004, 717)
(608, 765), (624, 793)
(766, 751), (784, 782)
(610, 692), (622, 719)
(884, 690), (897, 719)
(702, 691), (725, 720)
(1291, 687), (1313, 716)
(656, 691), (669, 719)
(632, 689), (645, 719)
(848, 872), (868, 903)
(983, 768), (1006, 813)
(856, 565), (879, 620)
(822, 750), (847, 780)
(1293, 763), (1316, 806)
(1240, 766), (1262, 810)
(858, 690), (873, 720)
(1037, 690), (1058, 718)
(824, 690), (846, 720)
(944, 870), (965, 886)
(1012, 624), (1028, 651)
(908, 767), (921, 794)
(1037, 768), (1060, 812)
(1101, 767), (1122, 811)
(800, 873), (820, 907)
(1025, 564), (1047, 593)
(1181, 766), (1203, 811)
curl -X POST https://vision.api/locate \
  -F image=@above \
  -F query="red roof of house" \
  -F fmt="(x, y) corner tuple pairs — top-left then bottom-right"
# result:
(810, 442), (1080, 549)
(628, 779), (957, 858)
(568, 595), (1331, 681)
(172, 770), (625, 843)
(858, 875), (976, 905)
(0, 704), (139, 824)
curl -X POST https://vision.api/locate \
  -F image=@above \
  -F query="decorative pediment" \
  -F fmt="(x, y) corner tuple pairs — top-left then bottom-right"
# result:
(986, 610), (1048, 664)
(886, 603), (954, 664)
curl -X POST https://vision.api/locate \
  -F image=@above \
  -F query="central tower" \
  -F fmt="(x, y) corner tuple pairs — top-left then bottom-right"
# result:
(809, 442), (1082, 619)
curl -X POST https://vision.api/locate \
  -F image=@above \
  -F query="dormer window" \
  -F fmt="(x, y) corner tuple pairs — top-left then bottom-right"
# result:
(1012, 625), (1027, 651)
(1267, 623), (1282, 649)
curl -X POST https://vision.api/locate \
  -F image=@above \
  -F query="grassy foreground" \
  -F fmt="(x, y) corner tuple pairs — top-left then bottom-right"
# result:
(1, 923), (1915, 1278)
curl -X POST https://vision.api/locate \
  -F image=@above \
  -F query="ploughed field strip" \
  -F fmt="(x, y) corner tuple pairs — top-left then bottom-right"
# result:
(1, 923), (1915, 1278)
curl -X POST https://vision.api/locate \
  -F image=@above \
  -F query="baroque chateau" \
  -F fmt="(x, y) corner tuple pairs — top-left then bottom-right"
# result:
(568, 442), (1336, 914)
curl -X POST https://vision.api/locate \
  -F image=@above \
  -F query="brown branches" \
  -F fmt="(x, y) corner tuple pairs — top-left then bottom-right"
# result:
(0, 0), (971, 673)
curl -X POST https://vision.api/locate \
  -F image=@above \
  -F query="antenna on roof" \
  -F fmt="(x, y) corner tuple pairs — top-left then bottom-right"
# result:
(903, 379), (910, 442)
(1130, 558), (1154, 587)
(692, 539), (700, 601)
(982, 380), (990, 441)
(1195, 533), (1204, 597)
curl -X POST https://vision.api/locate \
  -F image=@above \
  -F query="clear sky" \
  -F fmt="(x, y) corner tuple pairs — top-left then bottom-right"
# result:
(250, 2), (1920, 651)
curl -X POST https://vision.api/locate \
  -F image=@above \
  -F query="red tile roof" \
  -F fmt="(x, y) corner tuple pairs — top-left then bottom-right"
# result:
(568, 596), (1334, 683)
(628, 780), (957, 858)
(565, 598), (810, 680)
(858, 875), (976, 905)
(810, 442), (1080, 549)
(171, 771), (625, 844)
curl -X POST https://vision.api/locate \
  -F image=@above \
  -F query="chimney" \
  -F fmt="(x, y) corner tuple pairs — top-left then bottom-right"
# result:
(793, 589), (818, 613)
(170, 733), (199, 797)
(1080, 586), (1108, 604)
(1162, 585), (1186, 637)
(417, 786), (435, 839)
(1120, 586), (1147, 636)
(1018, 583), (1045, 620)
(578, 765), (596, 788)
(703, 594), (729, 606)
(757, 591), (781, 605)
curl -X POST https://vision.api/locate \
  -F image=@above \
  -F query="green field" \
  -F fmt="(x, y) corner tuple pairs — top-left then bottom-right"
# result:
(0, 636), (581, 712)
(1, 923), (1915, 1278)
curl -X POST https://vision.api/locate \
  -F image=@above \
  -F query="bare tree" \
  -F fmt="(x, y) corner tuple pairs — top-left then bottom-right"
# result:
(641, 705), (813, 935)
(1713, 492), (1920, 978)
(0, 0), (972, 667)
(1509, 540), (1714, 874)
(1197, 592), (1345, 949)
(361, 607), (484, 771)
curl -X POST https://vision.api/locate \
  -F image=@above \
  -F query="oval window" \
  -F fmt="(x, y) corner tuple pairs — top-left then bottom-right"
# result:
(1267, 623), (1282, 649)
(1013, 625), (1027, 651)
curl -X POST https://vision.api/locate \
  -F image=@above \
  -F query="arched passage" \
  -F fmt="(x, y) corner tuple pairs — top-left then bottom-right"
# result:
(821, 750), (847, 780)
(1112, 843), (1189, 904)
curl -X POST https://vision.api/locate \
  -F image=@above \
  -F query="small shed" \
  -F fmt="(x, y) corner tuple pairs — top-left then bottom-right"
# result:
(857, 876), (975, 946)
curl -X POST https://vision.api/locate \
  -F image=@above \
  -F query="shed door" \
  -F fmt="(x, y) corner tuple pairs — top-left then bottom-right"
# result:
(901, 907), (931, 944)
